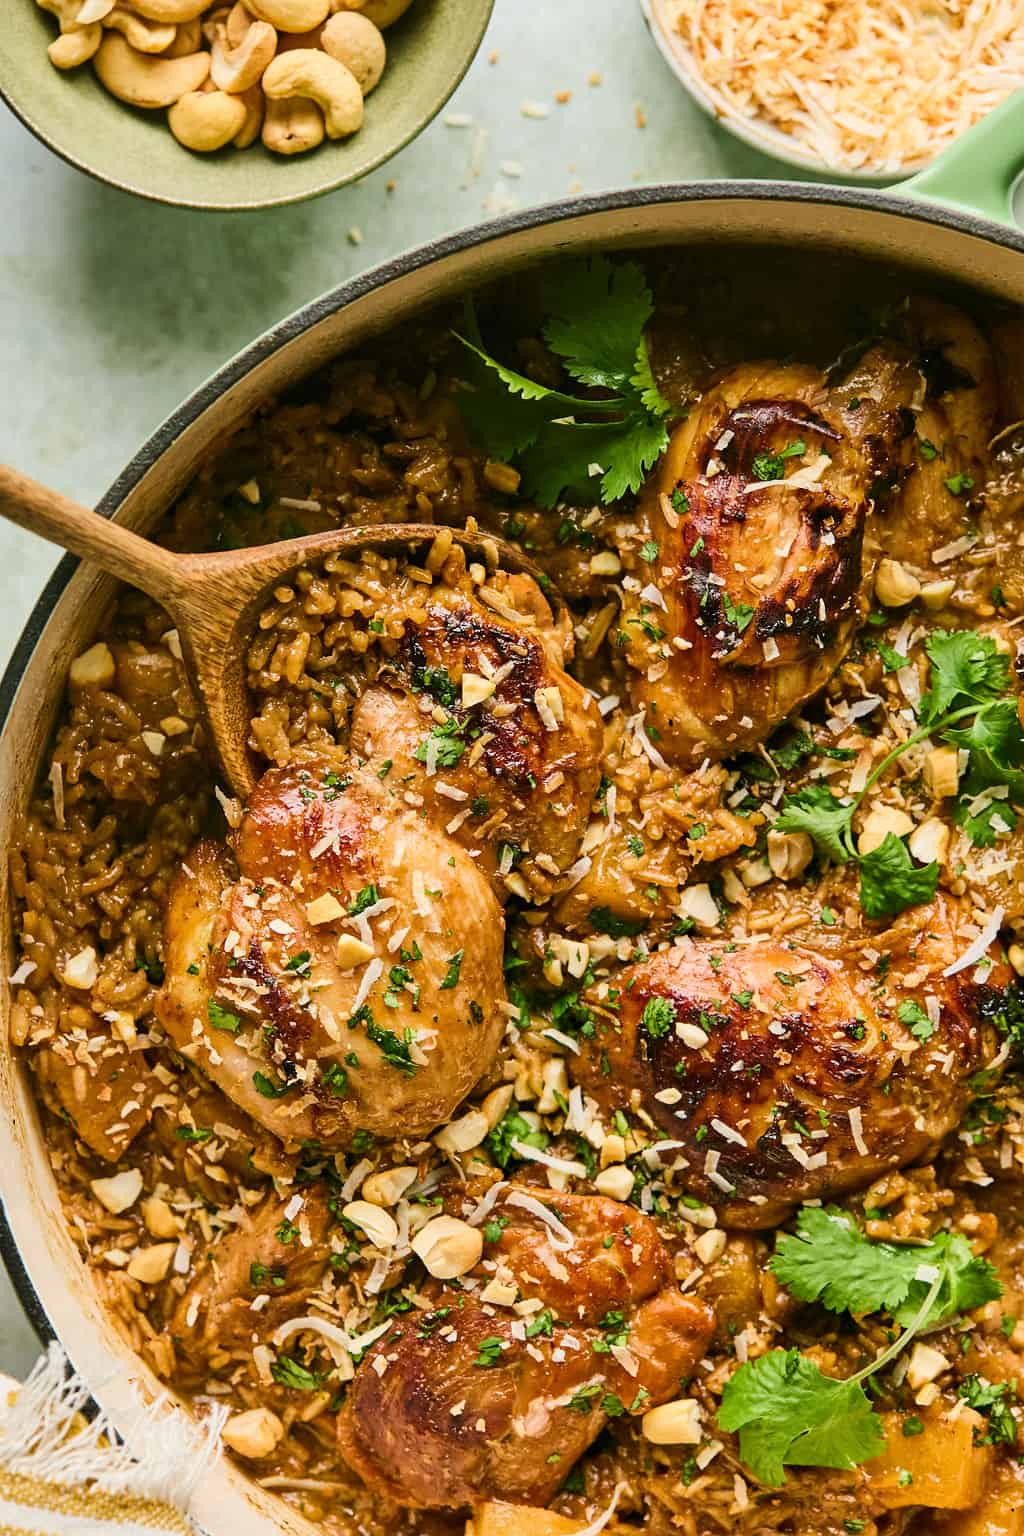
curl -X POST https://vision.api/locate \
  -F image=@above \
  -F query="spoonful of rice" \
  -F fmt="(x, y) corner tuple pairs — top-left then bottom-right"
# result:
(0, 464), (557, 802)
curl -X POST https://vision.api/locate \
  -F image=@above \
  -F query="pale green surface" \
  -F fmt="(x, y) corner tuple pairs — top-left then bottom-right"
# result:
(2, 0), (493, 210)
(0, 0), (896, 1376)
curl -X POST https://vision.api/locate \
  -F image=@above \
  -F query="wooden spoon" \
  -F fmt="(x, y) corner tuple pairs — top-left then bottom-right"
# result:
(0, 464), (556, 802)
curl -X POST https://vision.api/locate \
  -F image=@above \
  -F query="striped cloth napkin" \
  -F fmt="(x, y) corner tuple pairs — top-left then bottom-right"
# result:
(0, 1345), (222, 1536)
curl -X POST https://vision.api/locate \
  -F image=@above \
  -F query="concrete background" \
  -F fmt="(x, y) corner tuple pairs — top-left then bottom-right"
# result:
(0, 0), (834, 1375)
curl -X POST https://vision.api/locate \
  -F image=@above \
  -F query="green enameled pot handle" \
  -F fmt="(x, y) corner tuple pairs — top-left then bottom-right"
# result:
(897, 86), (1024, 228)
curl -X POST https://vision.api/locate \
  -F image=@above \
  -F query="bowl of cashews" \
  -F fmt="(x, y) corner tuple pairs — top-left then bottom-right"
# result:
(1, 0), (493, 209)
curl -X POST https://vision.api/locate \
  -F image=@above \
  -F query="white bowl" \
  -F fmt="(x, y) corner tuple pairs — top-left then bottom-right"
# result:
(639, 0), (931, 184)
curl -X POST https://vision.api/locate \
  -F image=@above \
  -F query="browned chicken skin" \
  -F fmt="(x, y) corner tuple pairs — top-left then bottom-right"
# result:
(172, 1185), (333, 1364)
(880, 297), (999, 564)
(336, 1185), (714, 1510)
(157, 755), (506, 1150)
(575, 897), (1008, 1227)
(623, 347), (918, 762)
(349, 581), (603, 894)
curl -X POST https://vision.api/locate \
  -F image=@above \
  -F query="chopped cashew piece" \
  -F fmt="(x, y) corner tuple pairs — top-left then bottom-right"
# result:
(261, 49), (363, 139)
(361, 1165), (417, 1207)
(434, 1109), (489, 1155)
(341, 1200), (399, 1249)
(857, 806), (914, 856)
(305, 893), (345, 925)
(69, 642), (116, 689)
(642, 1398), (703, 1445)
(594, 1164), (634, 1202)
(875, 558), (921, 608)
(90, 1168), (143, 1214)
(61, 946), (98, 990)
(411, 1214), (483, 1279)
(127, 1242), (177, 1283)
(222, 1407), (284, 1460)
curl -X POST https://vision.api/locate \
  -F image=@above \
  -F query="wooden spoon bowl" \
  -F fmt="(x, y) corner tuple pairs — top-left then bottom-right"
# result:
(0, 464), (556, 801)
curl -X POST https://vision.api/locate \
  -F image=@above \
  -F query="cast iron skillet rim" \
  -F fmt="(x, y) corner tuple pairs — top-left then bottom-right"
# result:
(2, 173), (1022, 1349)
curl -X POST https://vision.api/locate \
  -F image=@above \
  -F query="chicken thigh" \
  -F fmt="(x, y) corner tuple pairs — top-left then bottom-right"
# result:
(623, 346), (918, 762)
(157, 755), (506, 1151)
(575, 896), (1010, 1227)
(336, 1184), (714, 1510)
(877, 297), (998, 566)
(349, 580), (603, 897)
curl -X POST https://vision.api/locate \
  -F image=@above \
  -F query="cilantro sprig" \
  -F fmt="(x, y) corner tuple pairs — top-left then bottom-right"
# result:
(455, 256), (671, 507)
(719, 1206), (1001, 1486)
(776, 630), (1024, 917)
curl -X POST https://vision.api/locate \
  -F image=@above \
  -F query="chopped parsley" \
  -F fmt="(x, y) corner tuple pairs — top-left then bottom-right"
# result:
(439, 950), (464, 990)
(641, 996), (676, 1039)
(207, 998), (242, 1034)
(366, 1019), (418, 1077)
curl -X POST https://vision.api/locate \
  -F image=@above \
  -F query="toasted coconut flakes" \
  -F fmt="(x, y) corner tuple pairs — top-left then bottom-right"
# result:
(511, 1141), (588, 1178)
(711, 1118), (747, 1147)
(849, 1106), (868, 1155)
(944, 906), (1003, 977)
(9, 960), (36, 987)
(49, 761), (65, 829)
(505, 1189), (575, 1249)
(466, 1180), (509, 1228)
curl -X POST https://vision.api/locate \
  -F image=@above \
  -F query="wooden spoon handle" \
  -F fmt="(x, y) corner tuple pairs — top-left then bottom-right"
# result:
(0, 464), (184, 610)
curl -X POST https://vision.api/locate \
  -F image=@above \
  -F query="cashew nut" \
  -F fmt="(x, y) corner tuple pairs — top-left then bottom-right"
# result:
(261, 94), (324, 153)
(321, 10), (384, 93)
(76, 0), (115, 19)
(94, 33), (210, 107)
(48, 24), (101, 66)
(358, 0), (413, 28)
(165, 16), (202, 52)
(103, 6), (178, 53)
(225, 0), (254, 44)
(232, 82), (264, 146)
(210, 18), (276, 91)
(246, 0), (329, 32)
(168, 87), (247, 148)
(129, 0), (209, 19)
(36, 0), (93, 31)
(262, 48), (362, 138)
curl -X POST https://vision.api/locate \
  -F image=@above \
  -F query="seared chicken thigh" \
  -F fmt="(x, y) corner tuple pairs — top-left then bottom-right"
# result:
(623, 347), (918, 762)
(158, 755), (506, 1150)
(349, 580), (603, 896)
(880, 297), (999, 565)
(576, 896), (1009, 1227)
(336, 1185), (714, 1509)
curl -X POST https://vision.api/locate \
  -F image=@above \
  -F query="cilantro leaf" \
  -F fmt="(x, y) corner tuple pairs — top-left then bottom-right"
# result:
(776, 785), (854, 865)
(542, 255), (656, 393)
(271, 1356), (322, 1392)
(919, 630), (1010, 727)
(414, 718), (466, 769)
(207, 998), (241, 1034)
(897, 998), (934, 1042)
(718, 1349), (884, 1487)
(454, 258), (670, 508)
(946, 699), (1024, 807)
(485, 1110), (549, 1170)
(858, 834), (939, 920)
(771, 1206), (1000, 1330)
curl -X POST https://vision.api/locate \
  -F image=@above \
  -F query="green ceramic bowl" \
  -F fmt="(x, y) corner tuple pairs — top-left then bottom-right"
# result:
(0, 0), (493, 210)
